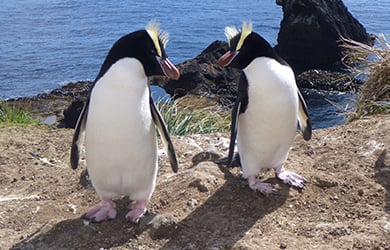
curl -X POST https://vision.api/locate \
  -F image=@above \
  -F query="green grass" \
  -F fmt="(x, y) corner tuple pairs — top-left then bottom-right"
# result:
(156, 99), (231, 136)
(0, 101), (36, 124)
(356, 101), (390, 116)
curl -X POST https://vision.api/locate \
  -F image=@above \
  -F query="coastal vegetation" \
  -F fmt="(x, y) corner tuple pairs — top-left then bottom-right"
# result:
(342, 34), (390, 118)
(0, 101), (36, 124)
(156, 96), (230, 135)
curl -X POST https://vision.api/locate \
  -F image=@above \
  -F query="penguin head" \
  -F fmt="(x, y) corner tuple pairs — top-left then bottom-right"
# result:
(96, 20), (180, 81)
(218, 21), (278, 69)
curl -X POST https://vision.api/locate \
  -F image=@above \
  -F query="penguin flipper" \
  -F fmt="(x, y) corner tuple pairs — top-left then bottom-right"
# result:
(70, 101), (88, 169)
(227, 73), (249, 166)
(228, 99), (241, 166)
(297, 89), (312, 141)
(150, 98), (178, 173)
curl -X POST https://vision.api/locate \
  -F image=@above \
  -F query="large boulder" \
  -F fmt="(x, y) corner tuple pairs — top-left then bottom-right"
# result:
(275, 0), (372, 73)
(162, 41), (240, 104)
(161, 39), (360, 106)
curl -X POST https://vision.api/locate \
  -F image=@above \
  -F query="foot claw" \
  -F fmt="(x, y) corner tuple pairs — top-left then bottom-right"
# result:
(82, 199), (117, 223)
(126, 200), (147, 224)
(276, 166), (306, 189)
(248, 175), (278, 195)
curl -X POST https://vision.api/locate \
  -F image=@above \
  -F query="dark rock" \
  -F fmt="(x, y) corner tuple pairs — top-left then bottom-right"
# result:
(61, 100), (84, 128)
(162, 40), (240, 105)
(275, 0), (372, 73)
(6, 81), (92, 126)
(189, 178), (209, 193)
(314, 176), (339, 188)
(296, 69), (363, 92)
(191, 151), (221, 167)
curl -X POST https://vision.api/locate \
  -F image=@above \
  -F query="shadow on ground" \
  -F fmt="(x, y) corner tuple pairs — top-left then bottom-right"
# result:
(11, 198), (140, 249)
(374, 149), (390, 214)
(161, 165), (291, 249)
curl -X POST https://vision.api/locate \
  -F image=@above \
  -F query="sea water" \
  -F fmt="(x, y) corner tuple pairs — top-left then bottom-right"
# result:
(0, 0), (389, 128)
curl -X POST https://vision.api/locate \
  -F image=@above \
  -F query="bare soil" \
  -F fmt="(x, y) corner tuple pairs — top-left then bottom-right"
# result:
(0, 114), (389, 249)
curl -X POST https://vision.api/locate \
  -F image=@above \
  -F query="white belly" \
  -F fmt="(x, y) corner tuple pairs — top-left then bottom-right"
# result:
(85, 58), (157, 201)
(238, 58), (299, 177)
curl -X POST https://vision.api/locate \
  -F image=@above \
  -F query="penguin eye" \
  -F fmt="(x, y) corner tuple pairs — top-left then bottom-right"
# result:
(149, 44), (158, 56)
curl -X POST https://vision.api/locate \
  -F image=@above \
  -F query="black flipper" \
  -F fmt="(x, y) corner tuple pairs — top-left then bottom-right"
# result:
(227, 73), (249, 166)
(297, 89), (312, 141)
(228, 100), (241, 166)
(149, 98), (178, 173)
(70, 101), (89, 169)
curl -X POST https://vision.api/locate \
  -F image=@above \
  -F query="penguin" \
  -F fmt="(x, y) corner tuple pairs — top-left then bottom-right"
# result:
(70, 20), (180, 223)
(217, 22), (312, 194)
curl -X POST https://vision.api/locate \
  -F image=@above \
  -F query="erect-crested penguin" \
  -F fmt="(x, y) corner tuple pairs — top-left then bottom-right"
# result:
(70, 20), (180, 223)
(218, 21), (312, 194)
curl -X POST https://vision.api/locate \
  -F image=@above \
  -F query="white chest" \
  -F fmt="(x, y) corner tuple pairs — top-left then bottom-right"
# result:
(85, 58), (157, 198)
(237, 58), (299, 171)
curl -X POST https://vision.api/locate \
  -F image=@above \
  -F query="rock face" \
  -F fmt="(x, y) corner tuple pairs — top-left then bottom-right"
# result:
(275, 0), (372, 73)
(161, 39), (360, 106)
(61, 100), (84, 128)
(162, 40), (240, 103)
(296, 69), (362, 92)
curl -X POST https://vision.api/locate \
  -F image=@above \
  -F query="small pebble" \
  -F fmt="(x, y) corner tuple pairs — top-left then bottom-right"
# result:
(280, 242), (287, 249)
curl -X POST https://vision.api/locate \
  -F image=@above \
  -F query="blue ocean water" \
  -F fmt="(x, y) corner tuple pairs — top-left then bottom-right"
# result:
(0, 0), (389, 128)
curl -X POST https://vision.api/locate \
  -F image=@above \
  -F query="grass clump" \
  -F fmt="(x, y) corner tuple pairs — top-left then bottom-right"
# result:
(156, 96), (231, 136)
(0, 101), (36, 124)
(341, 34), (390, 118)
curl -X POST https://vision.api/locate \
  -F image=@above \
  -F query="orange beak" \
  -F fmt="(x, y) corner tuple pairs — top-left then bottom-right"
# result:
(160, 58), (180, 80)
(217, 51), (239, 67)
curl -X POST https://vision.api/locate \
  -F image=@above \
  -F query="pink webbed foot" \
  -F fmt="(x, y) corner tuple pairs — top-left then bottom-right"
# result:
(125, 200), (147, 224)
(248, 175), (277, 195)
(82, 198), (117, 222)
(275, 165), (306, 189)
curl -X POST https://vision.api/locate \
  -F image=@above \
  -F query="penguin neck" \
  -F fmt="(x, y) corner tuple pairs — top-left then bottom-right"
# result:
(243, 57), (294, 89)
(243, 57), (276, 75)
(100, 57), (148, 91)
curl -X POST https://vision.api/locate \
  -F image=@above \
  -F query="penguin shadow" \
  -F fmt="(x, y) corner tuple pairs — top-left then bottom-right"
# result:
(11, 197), (147, 250)
(162, 162), (292, 249)
(374, 149), (390, 214)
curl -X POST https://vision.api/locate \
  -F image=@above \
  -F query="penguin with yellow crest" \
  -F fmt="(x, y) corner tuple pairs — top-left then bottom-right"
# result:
(71, 20), (180, 223)
(218, 22), (312, 194)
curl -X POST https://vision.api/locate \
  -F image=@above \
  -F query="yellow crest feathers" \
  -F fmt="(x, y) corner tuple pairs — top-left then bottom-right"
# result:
(159, 30), (169, 49)
(237, 21), (253, 50)
(146, 19), (169, 57)
(224, 21), (253, 50)
(224, 26), (240, 46)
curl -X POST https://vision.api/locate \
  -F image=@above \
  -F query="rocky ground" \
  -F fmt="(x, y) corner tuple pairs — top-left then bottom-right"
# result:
(0, 113), (389, 249)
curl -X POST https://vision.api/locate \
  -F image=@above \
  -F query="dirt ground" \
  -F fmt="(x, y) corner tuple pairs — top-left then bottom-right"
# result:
(0, 114), (389, 249)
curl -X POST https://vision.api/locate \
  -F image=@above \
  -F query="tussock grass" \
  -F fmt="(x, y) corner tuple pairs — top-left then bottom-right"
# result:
(341, 34), (390, 118)
(156, 97), (231, 136)
(0, 101), (36, 124)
